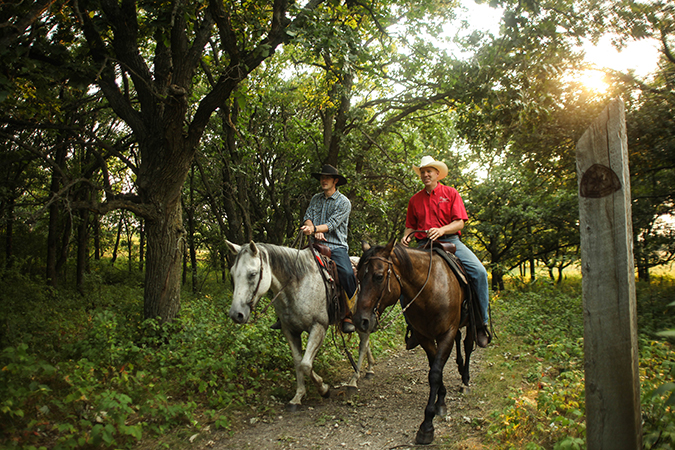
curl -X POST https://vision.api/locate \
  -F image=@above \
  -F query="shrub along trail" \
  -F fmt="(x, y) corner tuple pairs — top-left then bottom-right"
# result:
(195, 345), (489, 450)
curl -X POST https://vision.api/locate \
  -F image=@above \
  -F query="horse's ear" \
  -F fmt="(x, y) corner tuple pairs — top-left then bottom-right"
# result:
(383, 238), (396, 256)
(361, 241), (371, 252)
(225, 240), (241, 255)
(249, 241), (258, 255)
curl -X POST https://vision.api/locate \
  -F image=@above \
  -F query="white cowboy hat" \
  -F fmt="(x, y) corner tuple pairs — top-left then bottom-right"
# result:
(413, 156), (448, 181)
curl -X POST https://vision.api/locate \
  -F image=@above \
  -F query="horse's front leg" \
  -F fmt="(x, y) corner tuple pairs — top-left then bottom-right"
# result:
(416, 334), (454, 445)
(345, 331), (374, 391)
(302, 323), (330, 399)
(281, 331), (307, 411)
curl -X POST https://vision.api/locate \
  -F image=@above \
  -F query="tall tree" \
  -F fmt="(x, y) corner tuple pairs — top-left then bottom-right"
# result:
(2, 0), (327, 322)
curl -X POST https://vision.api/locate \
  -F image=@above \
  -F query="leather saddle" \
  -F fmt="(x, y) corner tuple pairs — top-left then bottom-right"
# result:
(420, 240), (456, 254)
(306, 242), (340, 288)
(419, 242), (480, 327)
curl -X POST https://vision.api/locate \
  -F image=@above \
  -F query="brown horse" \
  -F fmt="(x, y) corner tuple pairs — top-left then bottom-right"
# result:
(353, 239), (475, 445)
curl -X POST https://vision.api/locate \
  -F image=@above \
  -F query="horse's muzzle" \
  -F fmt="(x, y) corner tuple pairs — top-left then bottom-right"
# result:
(229, 306), (250, 324)
(353, 311), (377, 333)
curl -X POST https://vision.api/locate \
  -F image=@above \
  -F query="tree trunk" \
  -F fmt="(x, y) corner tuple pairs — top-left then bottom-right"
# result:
(55, 212), (72, 284)
(46, 145), (67, 286)
(5, 197), (14, 268)
(111, 214), (123, 265)
(76, 209), (89, 290)
(46, 199), (59, 285)
(93, 213), (101, 260)
(186, 167), (198, 292)
(220, 104), (252, 244)
(125, 215), (133, 273)
(139, 220), (145, 272)
(637, 262), (650, 283)
(325, 72), (353, 167)
(143, 198), (184, 322)
(491, 268), (504, 291)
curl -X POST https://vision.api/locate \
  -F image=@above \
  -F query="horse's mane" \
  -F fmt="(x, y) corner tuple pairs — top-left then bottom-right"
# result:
(251, 242), (344, 324)
(358, 242), (414, 275)
(256, 243), (315, 282)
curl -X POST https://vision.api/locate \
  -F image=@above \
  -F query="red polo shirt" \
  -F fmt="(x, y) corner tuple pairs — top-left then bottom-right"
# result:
(406, 183), (468, 240)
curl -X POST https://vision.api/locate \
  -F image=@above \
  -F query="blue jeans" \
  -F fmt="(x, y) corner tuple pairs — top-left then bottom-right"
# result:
(418, 235), (490, 325)
(330, 246), (357, 299)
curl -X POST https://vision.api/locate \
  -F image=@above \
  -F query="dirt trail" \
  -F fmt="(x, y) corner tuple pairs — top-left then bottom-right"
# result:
(193, 345), (489, 450)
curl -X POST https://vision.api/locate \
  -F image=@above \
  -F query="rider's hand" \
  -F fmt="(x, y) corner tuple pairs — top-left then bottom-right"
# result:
(428, 227), (443, 241)
(314, 232), (326, 241)
(401, 234), (411, 247)
(301, 224), (313, 236)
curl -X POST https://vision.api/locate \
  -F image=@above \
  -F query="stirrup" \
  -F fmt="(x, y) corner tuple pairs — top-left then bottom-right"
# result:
(405, 325), (419, 350)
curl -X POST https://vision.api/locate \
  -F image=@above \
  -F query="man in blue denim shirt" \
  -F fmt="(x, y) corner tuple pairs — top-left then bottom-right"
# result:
(300, 164), (357, 333)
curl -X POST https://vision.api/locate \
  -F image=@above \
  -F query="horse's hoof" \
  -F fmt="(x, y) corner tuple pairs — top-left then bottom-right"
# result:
(345, 385), (358, 395)
(436, 404), (447, 417)
(460, 385), (471, 394)
(320, 387), (331, 399)
(285, 403), (300, 412)
(415, 426), (434, 445)
(364, 372), (374, 380)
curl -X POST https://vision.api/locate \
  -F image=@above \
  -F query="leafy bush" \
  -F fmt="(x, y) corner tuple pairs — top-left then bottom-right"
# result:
(0, 263), (403, 449)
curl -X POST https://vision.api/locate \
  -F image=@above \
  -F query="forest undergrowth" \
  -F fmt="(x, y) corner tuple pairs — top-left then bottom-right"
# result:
(477, 276), (675, 450)
(1, 261), (674, 450)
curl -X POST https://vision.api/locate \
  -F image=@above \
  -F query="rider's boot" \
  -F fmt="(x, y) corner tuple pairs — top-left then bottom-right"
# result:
(476, 322), (491, 348)
(341, 292), (357, 333)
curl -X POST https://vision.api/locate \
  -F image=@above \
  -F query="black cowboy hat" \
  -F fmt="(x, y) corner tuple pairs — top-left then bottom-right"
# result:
(311, 164), (348, 186)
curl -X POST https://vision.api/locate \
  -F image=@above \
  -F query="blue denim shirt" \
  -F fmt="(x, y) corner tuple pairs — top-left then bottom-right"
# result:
(303, 190), (351, 251)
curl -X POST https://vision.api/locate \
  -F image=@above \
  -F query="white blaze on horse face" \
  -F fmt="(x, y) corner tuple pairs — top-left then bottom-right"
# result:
(228, 245), (270, 324)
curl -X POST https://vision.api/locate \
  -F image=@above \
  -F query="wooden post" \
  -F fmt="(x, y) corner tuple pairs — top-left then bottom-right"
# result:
(576, 98), (641, 449)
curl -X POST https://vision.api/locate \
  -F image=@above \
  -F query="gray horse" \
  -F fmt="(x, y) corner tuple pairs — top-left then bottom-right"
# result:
(226, 240), (374, 411)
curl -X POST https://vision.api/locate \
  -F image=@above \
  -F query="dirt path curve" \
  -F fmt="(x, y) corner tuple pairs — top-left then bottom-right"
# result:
(196, 345), (488, 450)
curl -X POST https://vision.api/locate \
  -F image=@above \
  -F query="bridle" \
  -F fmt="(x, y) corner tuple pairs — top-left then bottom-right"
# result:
(245, 230), (306, 321)
(246, 250), (266, 310)
(364, 239), (435, 330)
(364, 256), (402, 325)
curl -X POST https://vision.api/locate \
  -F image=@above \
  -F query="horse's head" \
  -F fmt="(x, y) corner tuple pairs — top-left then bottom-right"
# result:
(353, 239), (400, 333)
(226, 240), (272, 324)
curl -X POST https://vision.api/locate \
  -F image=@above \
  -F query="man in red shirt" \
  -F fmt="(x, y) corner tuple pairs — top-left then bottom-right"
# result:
(402, 156), (491, 348)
